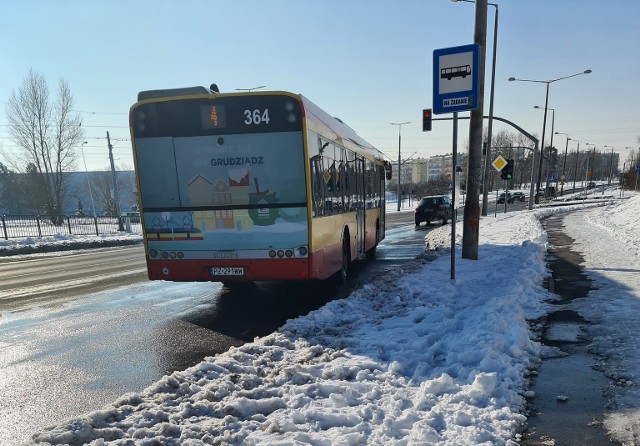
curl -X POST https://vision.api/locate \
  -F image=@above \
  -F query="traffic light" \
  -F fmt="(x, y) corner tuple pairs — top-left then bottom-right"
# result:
(501, 159), (514, 180)
(422, 108), (432, 132)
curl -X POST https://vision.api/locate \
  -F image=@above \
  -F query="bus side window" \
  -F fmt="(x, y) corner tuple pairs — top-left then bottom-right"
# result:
(309, 136), (324, 217)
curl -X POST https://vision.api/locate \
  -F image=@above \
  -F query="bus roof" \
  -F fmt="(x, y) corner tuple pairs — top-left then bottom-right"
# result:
(299, 94), (385, 163)
(132, 88), (385, 164)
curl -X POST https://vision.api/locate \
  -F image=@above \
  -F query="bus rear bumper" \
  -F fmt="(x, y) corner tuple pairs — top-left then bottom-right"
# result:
(146, 258), (310, 282)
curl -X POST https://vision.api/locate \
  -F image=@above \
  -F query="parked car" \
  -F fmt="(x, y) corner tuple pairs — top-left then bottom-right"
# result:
(587, 181), (597, 189)
(415, 195), (452, 226)
(511, 191), (526, 202)
(497, 192), (514, 204)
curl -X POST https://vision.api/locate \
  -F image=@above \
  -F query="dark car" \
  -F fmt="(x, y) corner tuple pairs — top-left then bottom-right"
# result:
(415, 195), (452, 226)
(497, 192), (514, 204)
(511, 191), (526, 202)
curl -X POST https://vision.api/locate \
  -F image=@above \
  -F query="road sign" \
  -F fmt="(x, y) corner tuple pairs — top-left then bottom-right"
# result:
(433, 44), (479, 115)
(491, 155), (507, 172)
(636, 164), (640, 173)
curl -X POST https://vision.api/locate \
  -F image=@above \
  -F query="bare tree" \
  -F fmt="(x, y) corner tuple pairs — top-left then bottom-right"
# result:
(92, 169), (136, 216)
(5, 68), (84, 224)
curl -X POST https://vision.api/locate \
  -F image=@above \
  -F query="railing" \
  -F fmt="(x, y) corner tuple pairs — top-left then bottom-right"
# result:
(1, 215), (142, 240)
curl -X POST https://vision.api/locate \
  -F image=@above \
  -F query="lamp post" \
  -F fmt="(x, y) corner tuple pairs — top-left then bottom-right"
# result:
(555, 132), (570, 195)
(534, 106), (555, 197)
(451, 0), (499, 217)
(451, 0), (498, 216)
(572, 139), (581, 193)
(508, 69), (592, 203)
(390, 121), (410, 211)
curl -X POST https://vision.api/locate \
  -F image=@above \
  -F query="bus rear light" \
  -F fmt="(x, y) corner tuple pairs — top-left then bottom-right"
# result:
(268, 250), (277, 258)
(277, 250), (284, 258)
(297, 246), (308, 257)
(169, 252), (177, 259)
(162, 252), (170, 259)
(149, 249), (159, 258)
(177, 252), (184, 259)
(285, 249), (293, 258)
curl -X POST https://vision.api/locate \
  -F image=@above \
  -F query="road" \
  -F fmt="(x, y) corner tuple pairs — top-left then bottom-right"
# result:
(0, 245), (148, 311)
(0, 209), (430, 446)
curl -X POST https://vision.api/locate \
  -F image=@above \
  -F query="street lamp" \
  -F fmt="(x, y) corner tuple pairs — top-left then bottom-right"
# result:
(555, 132), (572, 195)
(234, 86), (266, 92)
(451, 0), (499, 216)
(508, 69), (592, 203)
(534, 106), (555, 197)
(390, 121), (410, 211)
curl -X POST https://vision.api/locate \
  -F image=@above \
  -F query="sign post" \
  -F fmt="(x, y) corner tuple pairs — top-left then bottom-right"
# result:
(433, 44), (480, 279)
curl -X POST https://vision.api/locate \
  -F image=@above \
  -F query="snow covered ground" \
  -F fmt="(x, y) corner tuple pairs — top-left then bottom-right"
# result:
(3, 189), (638, 445)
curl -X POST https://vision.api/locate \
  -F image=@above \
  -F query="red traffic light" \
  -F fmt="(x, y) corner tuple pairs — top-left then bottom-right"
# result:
(422, 108), (432, 132)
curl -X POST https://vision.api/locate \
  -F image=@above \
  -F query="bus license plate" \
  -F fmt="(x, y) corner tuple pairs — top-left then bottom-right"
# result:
(211, 267), (244, 276)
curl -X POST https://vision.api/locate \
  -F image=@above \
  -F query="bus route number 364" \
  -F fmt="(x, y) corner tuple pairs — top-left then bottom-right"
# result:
(244, 109), (270, 125)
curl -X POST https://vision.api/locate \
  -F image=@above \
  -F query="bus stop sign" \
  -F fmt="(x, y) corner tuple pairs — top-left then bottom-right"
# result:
(433, 44), (479, 115)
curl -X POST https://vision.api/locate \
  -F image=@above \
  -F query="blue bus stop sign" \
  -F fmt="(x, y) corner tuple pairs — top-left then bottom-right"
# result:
(636, 164), (640, 173)
(433, 44), (480, 115)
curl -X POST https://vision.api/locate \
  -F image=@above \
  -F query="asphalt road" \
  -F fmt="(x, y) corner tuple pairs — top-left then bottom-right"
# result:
(0, 245), (148, 311)
(0, 209), (431, 446)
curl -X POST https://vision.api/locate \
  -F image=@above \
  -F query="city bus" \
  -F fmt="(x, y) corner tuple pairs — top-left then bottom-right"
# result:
(129, 85), (391, 283)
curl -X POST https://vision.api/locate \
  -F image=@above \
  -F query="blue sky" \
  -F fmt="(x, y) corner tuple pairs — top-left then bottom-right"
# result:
(1, 0), (638, 171)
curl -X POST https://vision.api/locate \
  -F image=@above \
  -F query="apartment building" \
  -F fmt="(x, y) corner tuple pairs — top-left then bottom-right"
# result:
(392, 153), (467, 184)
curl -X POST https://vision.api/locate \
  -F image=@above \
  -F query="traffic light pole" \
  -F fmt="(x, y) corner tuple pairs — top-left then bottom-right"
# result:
(433, 114), (539, 210)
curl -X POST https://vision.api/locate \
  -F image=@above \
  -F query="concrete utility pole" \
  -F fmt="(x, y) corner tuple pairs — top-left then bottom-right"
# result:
(462, 0), (487, 260)
(107, 131), (124, 231)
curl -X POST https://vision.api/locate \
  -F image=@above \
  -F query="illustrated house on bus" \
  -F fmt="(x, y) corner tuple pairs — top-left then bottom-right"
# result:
(187, 175), (217, 232)
(211, 179), (234, 229)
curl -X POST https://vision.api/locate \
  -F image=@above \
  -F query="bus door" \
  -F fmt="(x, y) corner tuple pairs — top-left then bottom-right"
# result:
(355, 155), (365, 258)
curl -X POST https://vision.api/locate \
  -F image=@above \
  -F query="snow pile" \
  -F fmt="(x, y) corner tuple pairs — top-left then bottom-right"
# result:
(33, 209), (557, 446)
(0, 233), (142, 256)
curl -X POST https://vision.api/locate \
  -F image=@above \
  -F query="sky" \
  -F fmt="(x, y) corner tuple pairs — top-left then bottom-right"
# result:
(1, 187), (639, 444)
(1, 0), (639, 173)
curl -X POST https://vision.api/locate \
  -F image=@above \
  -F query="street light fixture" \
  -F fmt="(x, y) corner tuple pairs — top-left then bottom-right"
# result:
(234, 86), (266, 92)
(390, 122), (411, 211)
(451, 0), (499, 216)
(508, 69), (592, 203)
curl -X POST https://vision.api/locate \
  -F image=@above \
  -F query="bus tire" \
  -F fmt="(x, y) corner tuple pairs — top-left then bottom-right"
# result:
(366, 225), (379, 260)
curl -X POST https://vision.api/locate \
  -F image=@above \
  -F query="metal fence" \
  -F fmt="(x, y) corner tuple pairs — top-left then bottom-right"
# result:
(1, 215), (142, 240)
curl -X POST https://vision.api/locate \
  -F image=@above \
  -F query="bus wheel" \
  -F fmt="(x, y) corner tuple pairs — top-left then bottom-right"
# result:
(366, 227), (379, 260)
